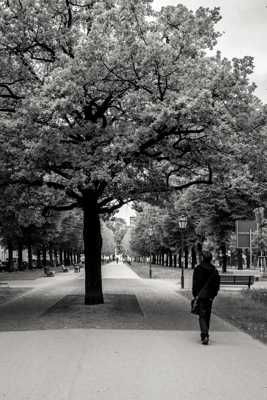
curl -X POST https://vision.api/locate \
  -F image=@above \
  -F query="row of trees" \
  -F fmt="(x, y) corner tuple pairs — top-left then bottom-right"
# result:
(0, 188), (116, 270)
(1, 0), (266, 302)
(0, 181), (84, 270)
(125, 166), (267, 272)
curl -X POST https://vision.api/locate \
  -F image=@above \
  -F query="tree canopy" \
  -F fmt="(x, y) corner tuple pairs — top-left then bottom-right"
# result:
(0, 0), (266, 303)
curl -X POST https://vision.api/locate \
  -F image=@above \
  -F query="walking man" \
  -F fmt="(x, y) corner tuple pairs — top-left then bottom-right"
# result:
(192, 251), (220, 345)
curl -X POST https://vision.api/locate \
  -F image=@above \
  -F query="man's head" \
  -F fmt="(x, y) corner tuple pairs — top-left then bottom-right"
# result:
(202, 251), (212, 263)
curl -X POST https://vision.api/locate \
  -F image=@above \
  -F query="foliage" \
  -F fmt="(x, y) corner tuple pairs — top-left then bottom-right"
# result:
(1, 1), (266, 301)
(130, 204), (167, 256)
(101, 220), (115, 255)
(106, 217), (127, 253)
(1, 1), (265, 212)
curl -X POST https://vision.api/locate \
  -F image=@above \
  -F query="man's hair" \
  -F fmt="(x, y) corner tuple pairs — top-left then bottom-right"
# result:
(202, 251), (212, 263)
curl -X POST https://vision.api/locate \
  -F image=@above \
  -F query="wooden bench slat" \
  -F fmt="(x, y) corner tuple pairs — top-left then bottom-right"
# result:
(220, 275), (254, 288)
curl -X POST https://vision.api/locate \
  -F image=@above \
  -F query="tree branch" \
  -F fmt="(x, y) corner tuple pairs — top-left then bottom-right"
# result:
(44, 202), (79, 212)
(99, 198), (125, 214)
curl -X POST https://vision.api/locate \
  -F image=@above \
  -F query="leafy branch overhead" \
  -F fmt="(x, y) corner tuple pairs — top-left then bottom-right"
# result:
(1, 1), (266, 303)
(1, 0), (265, 215)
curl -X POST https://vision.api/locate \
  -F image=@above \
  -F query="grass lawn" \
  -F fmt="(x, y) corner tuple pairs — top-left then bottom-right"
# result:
(129, 261), (193, 281)
(182, 289), (267, 345)
(129, 262), (267, 345)
(0, 287), (31, 305)
(0, 265), (73, 281)
(0, 269), (45, 281)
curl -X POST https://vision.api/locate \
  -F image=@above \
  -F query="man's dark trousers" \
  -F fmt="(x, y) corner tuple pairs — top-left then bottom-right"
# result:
(198, 299), (213, 340)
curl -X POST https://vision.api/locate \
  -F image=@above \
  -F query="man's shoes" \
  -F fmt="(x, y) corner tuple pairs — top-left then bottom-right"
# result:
(201, 337), (209, 345)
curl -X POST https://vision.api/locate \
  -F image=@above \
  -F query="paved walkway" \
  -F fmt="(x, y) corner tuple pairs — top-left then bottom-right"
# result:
(0, 262), (266, 400)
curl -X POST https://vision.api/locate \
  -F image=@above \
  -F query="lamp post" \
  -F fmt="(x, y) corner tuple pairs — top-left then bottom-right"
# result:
(148, 227), (153, 278)
(178, 215), (188, 289)
(254, 207), (266, 271)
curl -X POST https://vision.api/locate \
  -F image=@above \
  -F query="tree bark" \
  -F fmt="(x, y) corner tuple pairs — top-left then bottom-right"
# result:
(18, 243), (23, 271)
(191, 247), (197, 269)
(7, 243), (13, 272)
(70, 249), (73, 265)
(54, 249), (58, 266)
(63, 250), (67, 265)
(221, 243), (227, 273)
(168, 252), (171, 267)
(42, 246), (47, 267)
(83, 192), (103, 305)
(59, 249), (63, 264)
(28, 244), (33, 269)
(37, 249), (41, 268)
(49, 246), (53, 267)
(196, 242), (203, 264)
(184, 246), (188, 269)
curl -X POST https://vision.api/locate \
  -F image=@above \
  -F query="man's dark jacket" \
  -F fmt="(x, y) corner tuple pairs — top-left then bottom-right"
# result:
(192, 262), (220, 299)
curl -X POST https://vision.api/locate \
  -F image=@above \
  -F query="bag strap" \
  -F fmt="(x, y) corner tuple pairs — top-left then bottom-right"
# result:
(196, 270), (217, 299)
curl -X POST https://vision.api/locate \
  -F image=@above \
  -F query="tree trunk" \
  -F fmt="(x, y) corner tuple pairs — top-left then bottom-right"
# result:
(59, 249), (63, 265)
(8, 243), (13, 272)
(18, 243), (23, 271)
(220, 243), (227, 273)
(184, 246), (188, 269)
(191, 247), (197, 269)
(67, 250), (70, 265)
(37, 249), (41, 268)
(63, 250), (67, 265)
(196, 242), (203, 264)
(54, 249), (58, 266)
(49, 246), (53, 267)
(42, 246), (47, 267)
(70, 249), (73, 265)
(83, 194), (103, 305)
(28, 244), (33, 269)
(168, 252), (172, 267)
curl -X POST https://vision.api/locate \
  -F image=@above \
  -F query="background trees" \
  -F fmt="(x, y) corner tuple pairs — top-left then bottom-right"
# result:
(101, 221), (116, 258)
(129, 151), (267, 272)
(0, 1), (266, 303)
(106, 218), (127, 255)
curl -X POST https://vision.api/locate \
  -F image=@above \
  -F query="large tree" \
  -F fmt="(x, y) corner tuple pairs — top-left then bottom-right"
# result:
(0, 0), (265, 303)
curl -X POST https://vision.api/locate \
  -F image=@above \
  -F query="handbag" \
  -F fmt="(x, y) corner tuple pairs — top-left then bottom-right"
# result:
(190, 270), (217, 315)
(191, 297), (199, 315)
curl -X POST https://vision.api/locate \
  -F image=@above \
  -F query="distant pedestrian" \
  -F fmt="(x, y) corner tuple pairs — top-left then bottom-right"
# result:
(192, 251), (220, 345)
(116, 257), (119, 264)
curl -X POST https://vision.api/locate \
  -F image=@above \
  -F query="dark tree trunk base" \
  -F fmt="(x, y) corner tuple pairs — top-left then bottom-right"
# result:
(84, 292), (104, 305)
(83, 191), (104, 306)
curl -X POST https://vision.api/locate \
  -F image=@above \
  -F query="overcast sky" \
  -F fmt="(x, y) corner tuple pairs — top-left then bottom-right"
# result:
(153, 0), (267, 103)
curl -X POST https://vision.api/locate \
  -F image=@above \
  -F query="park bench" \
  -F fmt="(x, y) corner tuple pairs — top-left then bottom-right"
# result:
(220, 274), (255, 289)
(74, 264), (80, 273)
(44, 267), (55, 277)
